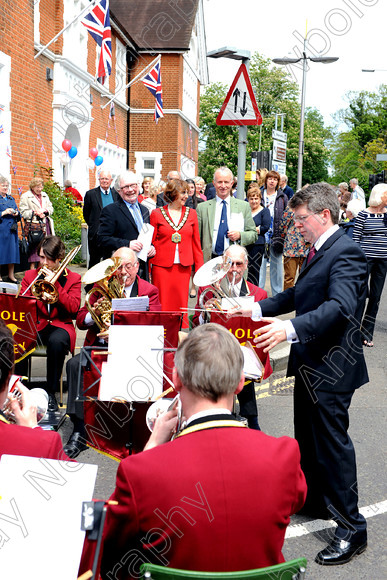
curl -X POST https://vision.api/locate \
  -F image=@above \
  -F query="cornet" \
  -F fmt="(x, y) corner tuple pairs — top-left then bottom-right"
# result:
(145, 395), (183, 439)
(2, 376), (48, 424)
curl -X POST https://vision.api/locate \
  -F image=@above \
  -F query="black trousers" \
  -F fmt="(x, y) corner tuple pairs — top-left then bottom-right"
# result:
(237, 380), (258, 418)
(361, 256), (387, 340)
(16, 325), (70, 395)
(294, 380), (366, 539)
(66, 353), (85, 421)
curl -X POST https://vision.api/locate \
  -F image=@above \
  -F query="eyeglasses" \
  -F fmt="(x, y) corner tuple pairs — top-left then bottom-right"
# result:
(120, 184), (137, 191)
(119, 262), (138, 270)
(230, 261), (244, 266)
(293, 212), (319, 223)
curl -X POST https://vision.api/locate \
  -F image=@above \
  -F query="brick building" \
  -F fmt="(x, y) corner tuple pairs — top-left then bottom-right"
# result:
(0, 0), (207, 201)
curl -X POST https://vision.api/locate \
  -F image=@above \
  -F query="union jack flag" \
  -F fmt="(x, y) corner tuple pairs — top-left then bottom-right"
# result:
(141, 60), (164, 123)
(6, 146), (11, 158)
(81, 0), (112, 82)
(0, 124), (4, 135)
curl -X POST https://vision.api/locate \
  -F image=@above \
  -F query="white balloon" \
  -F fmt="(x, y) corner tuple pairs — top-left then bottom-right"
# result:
(86, 159), (95, 170)
(60, 153), (70, 165)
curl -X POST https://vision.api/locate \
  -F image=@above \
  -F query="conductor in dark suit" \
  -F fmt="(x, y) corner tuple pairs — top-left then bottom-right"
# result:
(83, 171), (119, 268)
(236, 182), (368, 566)
(98, 171), (156, 280)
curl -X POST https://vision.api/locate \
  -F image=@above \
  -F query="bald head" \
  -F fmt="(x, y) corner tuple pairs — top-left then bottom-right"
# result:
(224, 245), (248, 285)
(112, 247), (139, 286)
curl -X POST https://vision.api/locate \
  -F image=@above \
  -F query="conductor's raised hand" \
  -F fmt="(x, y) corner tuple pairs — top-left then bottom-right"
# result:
(253, 318), (287, 352)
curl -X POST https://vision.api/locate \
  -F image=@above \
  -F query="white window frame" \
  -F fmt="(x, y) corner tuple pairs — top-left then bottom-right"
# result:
(134, 152), (163, 182)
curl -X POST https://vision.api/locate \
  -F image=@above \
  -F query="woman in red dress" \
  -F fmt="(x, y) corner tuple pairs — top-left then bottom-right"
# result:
(150, 179), (203, 326)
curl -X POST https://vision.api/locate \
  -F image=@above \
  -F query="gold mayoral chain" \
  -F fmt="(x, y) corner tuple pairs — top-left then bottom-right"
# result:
(161, 207), (190, 243)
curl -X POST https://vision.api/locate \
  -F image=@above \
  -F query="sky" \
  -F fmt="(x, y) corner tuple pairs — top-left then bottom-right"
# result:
(202, 0), (386, 128)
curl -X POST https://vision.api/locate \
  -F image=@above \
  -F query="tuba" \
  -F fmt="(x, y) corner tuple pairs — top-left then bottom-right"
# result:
(82, 257), (125, 332)
(30, 245), (82, 304)
(193, 255), (232, 311)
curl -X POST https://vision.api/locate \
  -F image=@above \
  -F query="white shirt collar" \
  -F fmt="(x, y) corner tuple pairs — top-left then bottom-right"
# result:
(314, 224), (339, 251)
(216, 195), (230, 206)
(186, 408), (232, 426)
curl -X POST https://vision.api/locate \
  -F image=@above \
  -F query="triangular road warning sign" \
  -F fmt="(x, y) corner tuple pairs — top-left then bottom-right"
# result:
(216, 63), (262, 126)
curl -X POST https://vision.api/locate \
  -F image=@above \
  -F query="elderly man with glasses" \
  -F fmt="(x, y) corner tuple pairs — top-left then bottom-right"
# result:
(98, 171), (156, 280)
(192, 245), (267, 430)
(63, 246), (161, 458)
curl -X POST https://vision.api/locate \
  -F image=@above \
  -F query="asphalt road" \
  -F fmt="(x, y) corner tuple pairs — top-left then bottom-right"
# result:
(58, 278), (387, 579)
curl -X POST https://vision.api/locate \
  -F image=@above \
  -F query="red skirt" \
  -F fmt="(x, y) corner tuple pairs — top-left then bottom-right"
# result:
(151, 263), (191, 328)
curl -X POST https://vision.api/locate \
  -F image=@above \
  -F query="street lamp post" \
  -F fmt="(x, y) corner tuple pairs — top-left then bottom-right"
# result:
(273, 41), (338, 191)
(207, 47), (251, 200)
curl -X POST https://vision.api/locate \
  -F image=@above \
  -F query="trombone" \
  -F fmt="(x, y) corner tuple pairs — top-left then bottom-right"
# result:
(21, 245), (81, 304)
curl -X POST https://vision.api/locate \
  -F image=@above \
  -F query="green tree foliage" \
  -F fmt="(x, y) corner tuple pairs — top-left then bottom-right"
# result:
(329, 86), (387, 191)
(198, 53), (330, 188)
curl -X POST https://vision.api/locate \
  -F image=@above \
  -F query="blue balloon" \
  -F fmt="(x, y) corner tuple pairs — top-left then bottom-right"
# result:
(94, 155), (103, 166)
(68, 146), (78, 159)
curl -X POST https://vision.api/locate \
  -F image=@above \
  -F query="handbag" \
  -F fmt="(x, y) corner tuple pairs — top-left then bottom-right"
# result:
(24, 216), (45, 248)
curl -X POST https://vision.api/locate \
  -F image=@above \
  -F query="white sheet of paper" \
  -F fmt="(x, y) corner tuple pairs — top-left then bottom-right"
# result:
(112, 296), (149, 312)
(241, 344), (263, 380)
(0, 455), (97, 580)
(136, 222), (154, 262)
(99, 325), (164, 402)
(221, 295), (255, 311)
(229, 212), (244, 232)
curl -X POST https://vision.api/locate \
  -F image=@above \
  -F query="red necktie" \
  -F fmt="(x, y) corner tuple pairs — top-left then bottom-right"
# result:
(307, 245), (316, 264)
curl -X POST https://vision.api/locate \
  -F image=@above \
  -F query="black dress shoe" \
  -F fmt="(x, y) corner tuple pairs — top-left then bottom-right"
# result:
(47, 393), (58, 413)
(315, 538), (367, 565)
(63, 432), (88, 458)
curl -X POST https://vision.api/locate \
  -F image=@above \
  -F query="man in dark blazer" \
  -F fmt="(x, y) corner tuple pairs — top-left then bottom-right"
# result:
(98, 324), (306, 578)
(237, 182), (369, 566)
(98, 171), (156, 280)
(83, 171), (119, 268)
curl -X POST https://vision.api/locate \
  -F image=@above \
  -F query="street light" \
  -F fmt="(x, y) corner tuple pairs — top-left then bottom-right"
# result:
(272, 44), (338, 191)
(207, 46), (251, 200)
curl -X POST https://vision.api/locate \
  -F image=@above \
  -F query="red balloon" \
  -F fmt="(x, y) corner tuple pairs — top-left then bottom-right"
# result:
(89, 147), (98, 160)
(62, 139), (72, 152)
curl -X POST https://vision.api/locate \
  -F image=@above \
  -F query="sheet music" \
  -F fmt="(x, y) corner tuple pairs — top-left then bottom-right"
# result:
(136, 222), (154, 261)
(0, 455), (97, 580)
(221, 295), (255, 311)
(241, 342), (264, 380)
(112, 296), (149, 311)
(99, 325), (164, 401)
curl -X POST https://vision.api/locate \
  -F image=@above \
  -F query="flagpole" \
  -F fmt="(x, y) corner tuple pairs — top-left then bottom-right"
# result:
(101, 54), (161, 109)
(34, 0), (100, 59)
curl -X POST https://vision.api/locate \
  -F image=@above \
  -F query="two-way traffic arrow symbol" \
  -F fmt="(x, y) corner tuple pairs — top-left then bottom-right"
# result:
(232, 88), (248, 116)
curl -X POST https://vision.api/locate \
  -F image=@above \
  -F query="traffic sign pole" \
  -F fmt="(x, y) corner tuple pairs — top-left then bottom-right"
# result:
(236, 58), (249, 200)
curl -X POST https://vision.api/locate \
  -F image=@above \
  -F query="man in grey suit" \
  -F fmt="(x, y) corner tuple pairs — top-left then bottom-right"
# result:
(196, 166), (257, 263)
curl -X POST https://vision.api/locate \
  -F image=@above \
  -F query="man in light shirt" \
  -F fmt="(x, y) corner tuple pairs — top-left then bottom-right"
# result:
(234, 182), (369, 566)
(196, 166), (257, 263)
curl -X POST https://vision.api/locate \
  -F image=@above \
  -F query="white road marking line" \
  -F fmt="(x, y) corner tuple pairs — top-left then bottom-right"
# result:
(285, 500), (387, 539)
